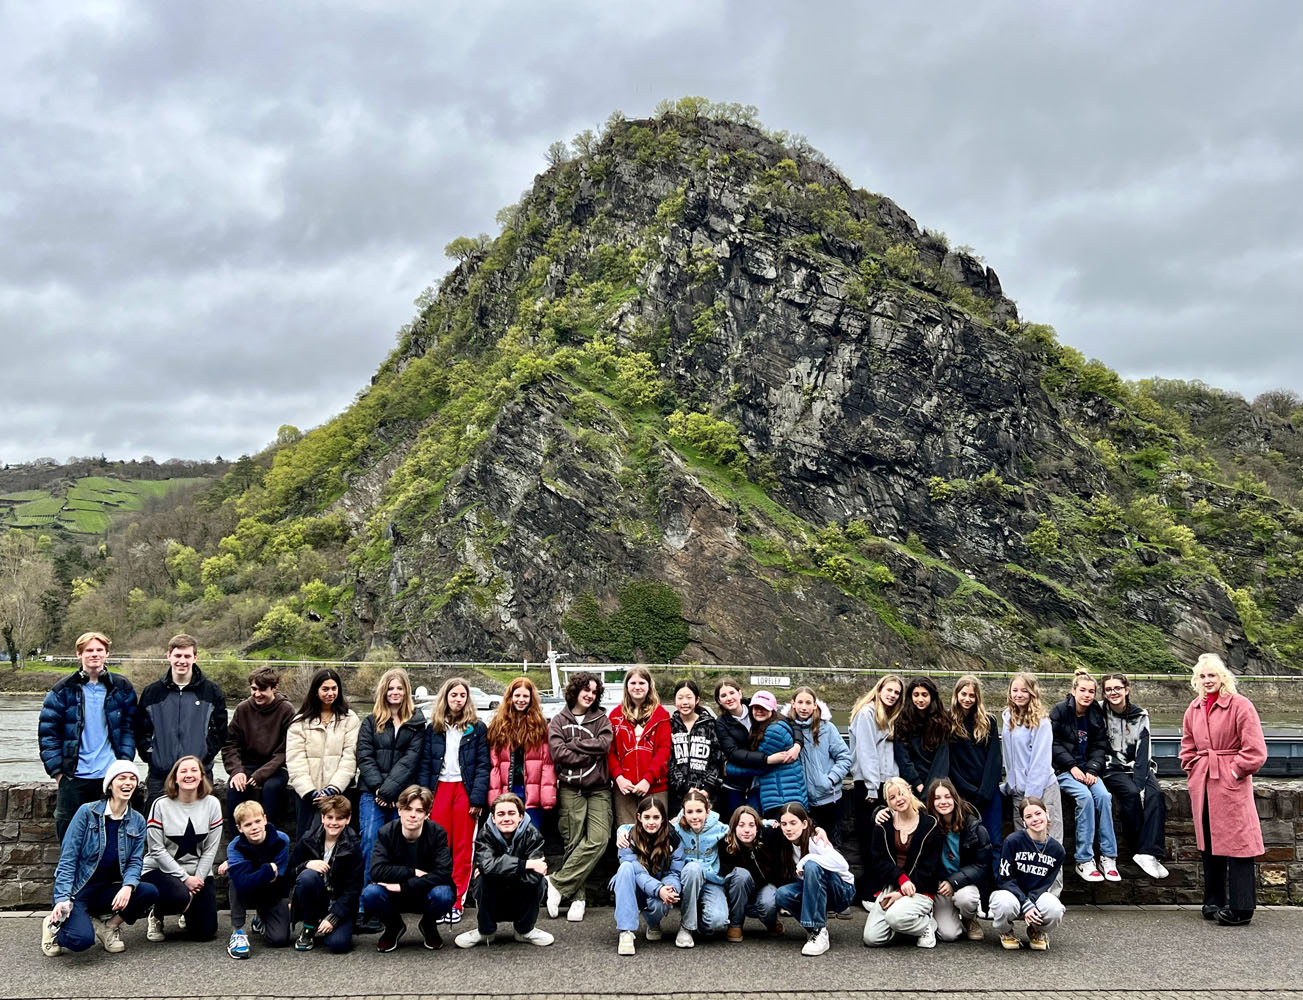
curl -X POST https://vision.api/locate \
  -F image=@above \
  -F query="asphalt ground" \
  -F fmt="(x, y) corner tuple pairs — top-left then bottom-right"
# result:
(1, 904), (1300, 1000)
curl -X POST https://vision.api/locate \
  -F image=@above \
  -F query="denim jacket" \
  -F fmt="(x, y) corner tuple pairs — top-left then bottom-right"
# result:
(53, 799), (147, 903)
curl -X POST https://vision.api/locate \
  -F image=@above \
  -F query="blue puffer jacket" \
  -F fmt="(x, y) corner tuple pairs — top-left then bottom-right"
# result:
(789, 715), (852, 807)
(732, 720), (808, 814)
(419, 721), (491, 807)
(674, 809), (729, 883)
(53, 799), (147, 903)
(39, 671), (137, 778)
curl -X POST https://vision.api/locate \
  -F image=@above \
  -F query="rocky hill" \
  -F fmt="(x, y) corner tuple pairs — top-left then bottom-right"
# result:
(59, 100), (1303, 673)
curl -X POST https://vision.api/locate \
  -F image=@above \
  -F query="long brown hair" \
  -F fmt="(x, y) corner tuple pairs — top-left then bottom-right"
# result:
(787, 687), (823, 745)
(431, 676), (478, 733)
(1006, 672), (1046, 729)
(371, 668), (415, 730)
(487, 676), (547, 751)
(926, 777), (975, 834)
(950, 675), (991, 743)
(722, 805), (764, 856)
(775, 801), (812, 883)
(620, 666), (661, 726)
(631, 796), (674, 878)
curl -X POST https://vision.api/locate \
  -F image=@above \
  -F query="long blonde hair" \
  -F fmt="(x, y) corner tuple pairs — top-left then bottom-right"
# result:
(951, 675), (991, 743)
(1006, 671), (1046, 729)
(850, 673), (905, 735)
(883, 776), (925, 817)
(371, 668), (414, 729)
(620, 666), (661, 726)
(431, 676), (478, 733)
(1191, 653), (1238, 696)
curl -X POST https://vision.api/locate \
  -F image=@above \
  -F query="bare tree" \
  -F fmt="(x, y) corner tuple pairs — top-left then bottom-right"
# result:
(0, 530), (56, 666)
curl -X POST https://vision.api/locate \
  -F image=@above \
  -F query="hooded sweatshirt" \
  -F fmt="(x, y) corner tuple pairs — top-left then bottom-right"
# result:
(948, 710), (1003, 806)
(548, 704), (614, 792)
(222, 694), (295, 784)
(674, 809), (729, 883)
(1102, 701), (1156, 780)
(668, 713), (724, 801)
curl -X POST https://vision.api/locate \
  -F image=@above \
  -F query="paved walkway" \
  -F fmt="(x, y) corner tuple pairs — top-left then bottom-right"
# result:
(1, 905), (1300, 999)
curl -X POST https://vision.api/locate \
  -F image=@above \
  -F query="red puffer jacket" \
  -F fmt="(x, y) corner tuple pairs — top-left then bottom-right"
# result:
(607, 704), (672, 793)
(488, 740), (557, 810)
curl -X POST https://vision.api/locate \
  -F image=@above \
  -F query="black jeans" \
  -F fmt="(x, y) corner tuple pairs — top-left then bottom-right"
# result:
(225, 770), (289, 837)
(292, 869), (354, 953)
(474, 876), (544, 935)
(1102, 770), (1166, 858)
(140, 872), (218, 940)
(54, 777), (105, 842)
(851, 781), (884, 902)
(1201, 796), (1255, 916)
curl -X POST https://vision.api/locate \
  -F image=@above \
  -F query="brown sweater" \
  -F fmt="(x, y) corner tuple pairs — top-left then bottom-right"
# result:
(222, 696), (295, 785)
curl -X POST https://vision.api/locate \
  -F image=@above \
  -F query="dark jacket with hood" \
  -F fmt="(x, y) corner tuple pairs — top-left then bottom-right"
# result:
(290, 822), (363, 923)
(940, 811), (994, 905)
(1048, 696), (1108, 776)
(136, 665), (228, 777)
(222, 694), (294, 784)
(227, 821), (291, 900)
(668, 712), (724, 800)
(866, 810), (943, 897)
(716, 701), (765, 787)
(474, 813), (546, 886)
(39, 669), (138, 778)
(419, 719), (491, 807)
(547, 704), (613, 793)
(357, 707), (426, 800)
(716, 824), (786, 888)
(948, 711), (1003, 806)
(369, 819), (454, 896)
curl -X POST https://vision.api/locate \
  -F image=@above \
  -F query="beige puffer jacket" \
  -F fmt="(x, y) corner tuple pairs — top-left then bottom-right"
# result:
(286, 711), (362, 797)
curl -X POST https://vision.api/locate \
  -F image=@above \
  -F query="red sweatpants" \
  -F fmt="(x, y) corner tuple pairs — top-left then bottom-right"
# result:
(431, 780), (477, 904)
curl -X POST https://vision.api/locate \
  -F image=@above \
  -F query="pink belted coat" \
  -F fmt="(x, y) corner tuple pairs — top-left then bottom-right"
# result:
(1179, 691), (1267, 857)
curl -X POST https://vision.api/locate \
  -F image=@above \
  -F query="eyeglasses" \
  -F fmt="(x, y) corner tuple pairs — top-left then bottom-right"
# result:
(1103, 686), (1126, 694)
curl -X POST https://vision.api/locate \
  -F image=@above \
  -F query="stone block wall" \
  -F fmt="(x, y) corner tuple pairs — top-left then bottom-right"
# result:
(3, 780), (1301, 909)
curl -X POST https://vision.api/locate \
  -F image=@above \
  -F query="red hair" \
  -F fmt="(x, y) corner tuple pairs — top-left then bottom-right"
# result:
(486, 676), (548, 751)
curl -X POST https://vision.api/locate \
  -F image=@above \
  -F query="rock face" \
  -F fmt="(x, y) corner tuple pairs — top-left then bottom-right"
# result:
(296, 110), (1302, 674)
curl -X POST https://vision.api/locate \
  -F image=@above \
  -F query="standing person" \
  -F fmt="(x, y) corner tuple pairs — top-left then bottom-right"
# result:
(1000, 672), (1063, 892)
(717, 805), (785, 942)
(671, 789), (729, 947)
(1101, 673), (1169, 879)
(1180, 653), (1268, 926)
(609, 795), (684, 956)
(420, 677), (490, 925)
(948, 675), (1003, 868)
(361, 785), (456, 952)
(1049, 671), (1120, 883)
(668, 680), (724, 818)
(135, 635), (227, 805)
(454, 793), (554, 948)
(773, 801), (855, 957)
(892, 676), (951, 798)
(140, 756), (223, 943)
(40, 761), (159, 958)
(39, 631), (138, 841)
(925, 778), (991, 942)
(729, 691), (807, 818)
(608, 667), (672, 827)
(487, 676), (557, 836)
(221, 667), (294, 837)
(786, 687), (852, 847)
(356, 669), (426, 885)
(862, 777), (941, 950)
(225, 800), (292, 959)
(546, 671), (613, 922)
(847, 674), (902, 902)
(290, 794), (362, 954)
(714, 678), (763, 819)
(990, 797), (1066, 950)
(285, 668), (361, 840)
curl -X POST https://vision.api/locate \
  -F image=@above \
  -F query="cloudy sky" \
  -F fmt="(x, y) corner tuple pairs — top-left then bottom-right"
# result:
(2, 1), (1299, 464)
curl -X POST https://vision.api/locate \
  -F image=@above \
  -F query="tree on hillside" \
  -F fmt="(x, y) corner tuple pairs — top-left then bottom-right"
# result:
(0, 530), (56, 667)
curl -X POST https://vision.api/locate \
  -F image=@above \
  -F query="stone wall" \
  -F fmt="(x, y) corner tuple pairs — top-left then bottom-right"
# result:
(3, 780), (1301, 909)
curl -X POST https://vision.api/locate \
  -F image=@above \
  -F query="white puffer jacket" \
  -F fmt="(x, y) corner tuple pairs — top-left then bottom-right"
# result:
(286, 711), (362, 797)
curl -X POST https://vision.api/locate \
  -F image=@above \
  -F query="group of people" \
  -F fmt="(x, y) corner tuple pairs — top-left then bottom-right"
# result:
(37, 630), (1270, 962)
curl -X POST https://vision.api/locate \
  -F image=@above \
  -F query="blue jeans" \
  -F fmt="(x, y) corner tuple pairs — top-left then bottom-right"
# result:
(774, 861), (855, 930)
(608, 860), (674, 933)
(357, 793), (399, 883)
(723, 868), (778, 928)
(293, 869), (354, 953)
(360, 881), (455, 931)
(1057, 772), (1117, 863)
(978, 792), (1004, 877)
(679, 861), (728, 935)
(510, 784), (544, 829)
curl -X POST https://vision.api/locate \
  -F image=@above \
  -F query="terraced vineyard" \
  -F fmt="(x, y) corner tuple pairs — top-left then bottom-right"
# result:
(0, 476), (209, 534)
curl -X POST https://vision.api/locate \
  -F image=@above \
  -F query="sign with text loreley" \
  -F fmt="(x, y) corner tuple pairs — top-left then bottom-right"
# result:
(749, 674), (791, 687)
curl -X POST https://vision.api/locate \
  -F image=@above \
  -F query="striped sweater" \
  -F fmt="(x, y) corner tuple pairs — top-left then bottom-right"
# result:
(142, 794), (223, 879)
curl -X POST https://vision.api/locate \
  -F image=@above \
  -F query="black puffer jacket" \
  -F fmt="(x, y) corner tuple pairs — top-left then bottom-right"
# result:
(1048, 696), (1108, 776)
(940, 812), (994, 905)
(716, 825), (786, 887)
(866, 811), (943, 897)
(356, 708), (426, 800)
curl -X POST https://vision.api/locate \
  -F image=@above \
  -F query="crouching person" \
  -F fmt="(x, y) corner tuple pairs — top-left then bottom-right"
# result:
(225, 799), (291, 959)
(291, 795), (361, 953)
(990, 796), (1065, 951)
(360, 785), (455, 952)
(456, 793), (554, 948)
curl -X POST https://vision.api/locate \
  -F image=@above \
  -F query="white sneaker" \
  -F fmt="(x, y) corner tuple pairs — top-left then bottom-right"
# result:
(675, 927), (695, 948)
(146, 908), (164, 943)
(96, 918), (125, 953)
(1133, 853), (1170, 879)
(454, 928), (486, 948)
(176, 914), (186, 931)
(644, 922), (662, 941)
(545, 877), (561, 919)
(1075, 860), (1105, 882)
(567, 900), (586, 922)
(801, 926), (830, 956)
(1099, 856), (1122, 882)
(915, 916), (937, 948)
(618, 930), (636, 956)
(41, 915), (63, 957)
(514, 927), (554, 946)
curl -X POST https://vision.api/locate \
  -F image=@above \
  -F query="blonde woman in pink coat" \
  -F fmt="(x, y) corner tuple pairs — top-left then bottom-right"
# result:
(1179, 653), (1267, 926)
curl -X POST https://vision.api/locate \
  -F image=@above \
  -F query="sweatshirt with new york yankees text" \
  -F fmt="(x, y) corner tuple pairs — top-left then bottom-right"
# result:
(996, 830), (1065, 913)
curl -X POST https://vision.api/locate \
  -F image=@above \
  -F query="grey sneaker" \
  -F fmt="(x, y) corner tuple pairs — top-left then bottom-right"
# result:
(41, 915), (63, 957)
(96, 919), (125, 953)
(146, 908), (164, 943)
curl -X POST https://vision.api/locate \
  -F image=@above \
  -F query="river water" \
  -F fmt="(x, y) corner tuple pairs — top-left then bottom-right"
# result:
(3, 693), (1300, 784)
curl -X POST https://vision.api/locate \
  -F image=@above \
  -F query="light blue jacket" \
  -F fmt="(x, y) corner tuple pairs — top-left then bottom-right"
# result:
(673, 810), (729, 884)
(616, 824), (685, 897)
(789, 716), (852, 807)
(53, 799), (147, 903)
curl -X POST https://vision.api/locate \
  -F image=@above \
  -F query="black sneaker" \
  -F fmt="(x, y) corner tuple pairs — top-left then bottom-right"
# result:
(1215, 907), (1252, 926)
(419, 916), (443, 950)
(376, 923), (405, 953)
(355, 913), (384, 935)
(295, 925), (315, 951)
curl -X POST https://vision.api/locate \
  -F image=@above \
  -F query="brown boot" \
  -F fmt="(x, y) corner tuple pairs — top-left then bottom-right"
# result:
(726, 926), (743, 943)
(768, 921), (784, 936)
(962, 914), (984, 941)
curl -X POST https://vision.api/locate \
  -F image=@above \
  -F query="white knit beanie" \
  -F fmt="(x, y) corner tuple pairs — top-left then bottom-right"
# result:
(101, 759), (138, 794)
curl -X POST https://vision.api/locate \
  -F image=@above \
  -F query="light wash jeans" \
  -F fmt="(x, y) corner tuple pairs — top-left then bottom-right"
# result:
(1056, 772), (1117, 863)
(723, 868), (779, 929)
(774, 860), (855, 931)
(679, 861), (729, 934)
(609, 860), (674, 933)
